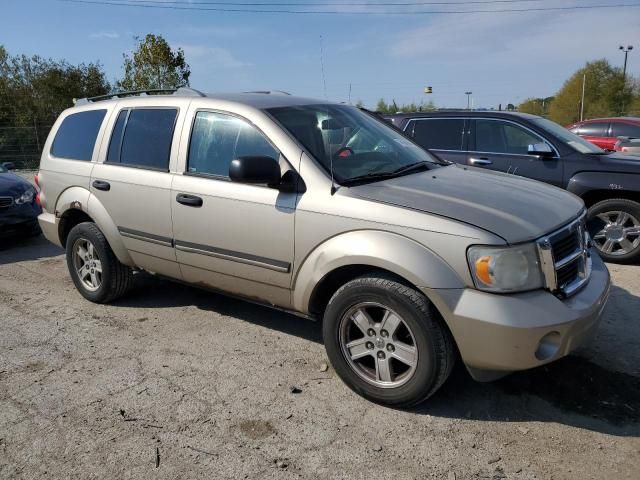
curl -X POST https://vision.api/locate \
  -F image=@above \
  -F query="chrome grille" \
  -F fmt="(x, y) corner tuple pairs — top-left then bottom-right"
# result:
(0, 196), (13, 208)
(537, 213), (592, 297)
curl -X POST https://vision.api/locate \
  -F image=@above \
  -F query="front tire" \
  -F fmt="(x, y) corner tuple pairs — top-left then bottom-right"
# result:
(587, 198), (640, 264)
(66, 222), (133, 303)
(322, 274), (455, 407)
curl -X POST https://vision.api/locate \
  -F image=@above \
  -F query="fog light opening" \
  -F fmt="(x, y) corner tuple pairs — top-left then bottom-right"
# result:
(535, 331), (561, 361)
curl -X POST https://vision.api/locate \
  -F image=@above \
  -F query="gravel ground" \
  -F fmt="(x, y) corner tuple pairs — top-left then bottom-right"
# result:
(0, 234), (639, 480)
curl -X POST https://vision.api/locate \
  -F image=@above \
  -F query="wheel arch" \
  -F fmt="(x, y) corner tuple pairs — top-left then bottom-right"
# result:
(54, 187), (133, 266)
(292, 230), (464, 316)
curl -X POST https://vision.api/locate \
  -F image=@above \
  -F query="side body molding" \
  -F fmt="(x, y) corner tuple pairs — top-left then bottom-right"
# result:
(292, 230), (465, 314)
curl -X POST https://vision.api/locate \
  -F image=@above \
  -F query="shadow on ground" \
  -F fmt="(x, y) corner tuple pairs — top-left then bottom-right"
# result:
(113, 273), (640, 437)
(0, 234), (63, 264)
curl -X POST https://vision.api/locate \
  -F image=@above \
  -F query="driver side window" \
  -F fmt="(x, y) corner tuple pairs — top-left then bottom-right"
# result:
(475, 120), (544, 155)
(187, 111), (279, 177)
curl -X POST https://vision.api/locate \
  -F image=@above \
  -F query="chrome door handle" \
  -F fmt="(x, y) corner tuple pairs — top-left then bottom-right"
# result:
(469, 157), (493, 166)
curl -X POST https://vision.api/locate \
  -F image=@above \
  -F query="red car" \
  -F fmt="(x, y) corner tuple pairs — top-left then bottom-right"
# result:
(567, 117), (640, 151)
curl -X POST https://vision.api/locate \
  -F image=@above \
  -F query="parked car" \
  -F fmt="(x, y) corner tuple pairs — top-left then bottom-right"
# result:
(614, 137), (640, 155)
(0, 161), (41, 239)
(386, 111), (640, 263)
(566, 117), (640, 151)
(37, 89), (610, 406)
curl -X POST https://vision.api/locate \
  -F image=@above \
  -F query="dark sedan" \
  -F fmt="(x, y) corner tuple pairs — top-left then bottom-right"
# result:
(0, 162), (41, 239)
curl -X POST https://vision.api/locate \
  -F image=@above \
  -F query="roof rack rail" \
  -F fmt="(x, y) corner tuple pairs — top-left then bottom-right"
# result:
(74, 87), (206, 105)
(243, 90), (291, 96)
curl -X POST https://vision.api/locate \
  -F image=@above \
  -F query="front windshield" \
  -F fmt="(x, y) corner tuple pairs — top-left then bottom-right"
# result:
(267, 104), (441, 184)
(531, 117), (605, 154)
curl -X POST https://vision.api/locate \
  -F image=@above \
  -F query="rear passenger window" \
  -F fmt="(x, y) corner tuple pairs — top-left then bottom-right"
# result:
(107, 108), (177, 170)
(51, 110), (107, 160)
(411, 119), (465, 151)
(611, 122), (640, 138)
(187, 111), (278, 177)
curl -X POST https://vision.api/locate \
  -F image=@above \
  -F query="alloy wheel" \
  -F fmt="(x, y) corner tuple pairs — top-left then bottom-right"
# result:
(72, 237), (102, 292)
(339, 302), (418, 388)
(590, 210), (640, 256)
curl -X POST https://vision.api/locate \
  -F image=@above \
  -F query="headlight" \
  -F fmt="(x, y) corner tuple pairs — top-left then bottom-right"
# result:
(467, 243), (543, 293)
(15, 187), (36, 205)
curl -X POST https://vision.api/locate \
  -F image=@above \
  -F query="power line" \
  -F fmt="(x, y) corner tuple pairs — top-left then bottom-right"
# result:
(58, 0), (640, 15)
(119, 0), (549, 5)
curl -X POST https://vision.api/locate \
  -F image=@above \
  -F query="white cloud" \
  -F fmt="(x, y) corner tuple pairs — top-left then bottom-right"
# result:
(178, 44), (250, 68)
(89, 31), (120, 40)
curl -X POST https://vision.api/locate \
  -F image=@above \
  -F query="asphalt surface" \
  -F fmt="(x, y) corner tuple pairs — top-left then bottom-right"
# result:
(0, 234), (639, 479)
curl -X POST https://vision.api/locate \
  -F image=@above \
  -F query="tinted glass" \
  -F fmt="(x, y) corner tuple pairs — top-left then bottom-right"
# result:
(119, 109), (177, 169)
(611, 122), (640, 138)
(475, 120), (542, 155)
(532, 117), (604, 154)
(188, 111), (278, 177)
(268, 105), (441, 184)
(106, 110), (128, 163)
(579, 122), (608, 136)
(51, 110), (106, 160)
(411, 119), (465, 151)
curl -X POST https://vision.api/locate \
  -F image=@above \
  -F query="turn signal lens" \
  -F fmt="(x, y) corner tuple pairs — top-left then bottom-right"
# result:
(474, 255), (494, 286)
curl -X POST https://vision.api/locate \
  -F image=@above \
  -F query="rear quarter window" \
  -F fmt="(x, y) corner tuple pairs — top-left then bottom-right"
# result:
(51, 109), (107, 160)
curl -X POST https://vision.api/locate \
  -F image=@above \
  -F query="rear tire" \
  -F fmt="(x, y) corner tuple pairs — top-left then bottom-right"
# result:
(587, 198), (640, 264)
(322, 274), (455, 407)
(66, 222), (133, 303)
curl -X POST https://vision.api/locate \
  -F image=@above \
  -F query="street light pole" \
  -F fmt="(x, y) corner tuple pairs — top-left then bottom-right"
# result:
(465, 91), (472, 110)
(619, 45), (633, 115)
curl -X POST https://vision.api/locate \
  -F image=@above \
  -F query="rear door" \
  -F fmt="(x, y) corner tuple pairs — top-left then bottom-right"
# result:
(404, 117), (468, 164)
(611, 121), (640, 140)
(91, 100), (187, 278)
(467, 118), (563, 186)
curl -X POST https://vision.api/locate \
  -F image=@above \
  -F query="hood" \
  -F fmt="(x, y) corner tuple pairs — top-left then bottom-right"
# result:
(0, 172), (33, 197)
(348, 164), (584, 243)
(599, 152), (640, 171)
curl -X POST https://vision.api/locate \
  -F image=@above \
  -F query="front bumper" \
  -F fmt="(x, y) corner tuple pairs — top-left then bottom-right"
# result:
(0, 201), (42, 237)
(423, 251), (610, 380)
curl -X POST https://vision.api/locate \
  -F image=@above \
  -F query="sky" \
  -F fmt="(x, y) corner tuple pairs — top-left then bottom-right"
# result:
(2, 0), (640, 109)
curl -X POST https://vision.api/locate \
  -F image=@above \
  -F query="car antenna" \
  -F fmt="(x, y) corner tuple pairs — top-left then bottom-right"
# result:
(320, 35), (337, 196)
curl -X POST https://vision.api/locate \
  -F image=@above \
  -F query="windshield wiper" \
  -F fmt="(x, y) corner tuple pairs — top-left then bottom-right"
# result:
(342, 161), (433, 186)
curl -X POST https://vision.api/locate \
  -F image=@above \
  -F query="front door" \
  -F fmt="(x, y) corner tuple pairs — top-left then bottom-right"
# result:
(467, 118), (563, 187)
(171, 110), (296, 308)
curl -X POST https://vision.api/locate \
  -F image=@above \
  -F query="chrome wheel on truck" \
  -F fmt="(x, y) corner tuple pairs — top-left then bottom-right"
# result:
(339, 302), (418, 388)
(587, 198), (640, 264)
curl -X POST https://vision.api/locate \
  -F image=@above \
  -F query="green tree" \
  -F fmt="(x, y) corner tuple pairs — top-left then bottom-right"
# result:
(518, 96), (554, 116)
(548, 59), (631, 125)
(0, 45), (110, 167)
(117, 34), (190, 91)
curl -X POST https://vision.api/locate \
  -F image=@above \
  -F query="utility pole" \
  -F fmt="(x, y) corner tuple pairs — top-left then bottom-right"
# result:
(348, 83), (352, 104)
(465, 91), (472, 110)
(580, 73), (586, 122)
(619, 45), (633, 115)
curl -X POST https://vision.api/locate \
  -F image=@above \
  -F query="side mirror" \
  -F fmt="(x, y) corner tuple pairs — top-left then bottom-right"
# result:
(528, 143), (554, 158)
(2, 161), (16, 170)
(229, 156), (282, 187)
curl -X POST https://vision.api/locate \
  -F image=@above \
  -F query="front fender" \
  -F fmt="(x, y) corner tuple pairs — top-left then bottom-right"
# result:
(292, 230), (464, 313)
(568, 171), (640, 198)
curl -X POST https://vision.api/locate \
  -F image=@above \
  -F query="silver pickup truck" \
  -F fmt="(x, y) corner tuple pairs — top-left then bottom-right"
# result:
(36, 88), (610, 406)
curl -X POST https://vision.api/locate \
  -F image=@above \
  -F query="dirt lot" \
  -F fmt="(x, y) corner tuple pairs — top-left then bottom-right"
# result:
(0, 235), (639, 480)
